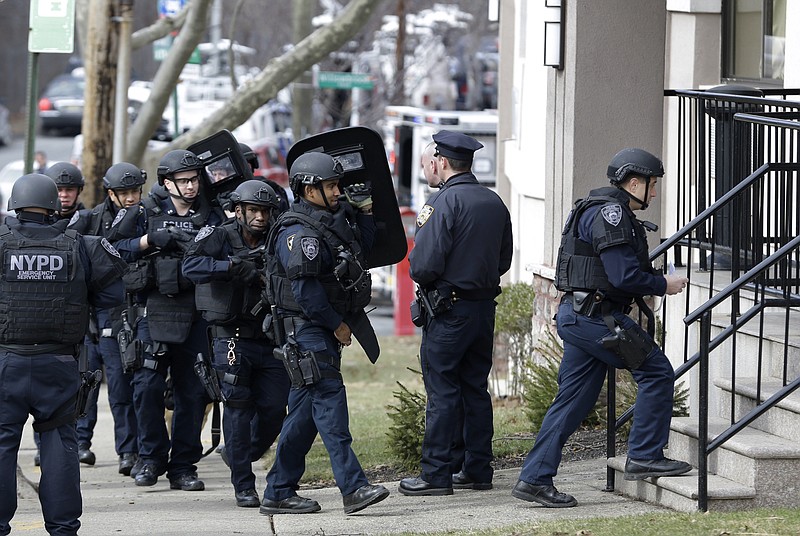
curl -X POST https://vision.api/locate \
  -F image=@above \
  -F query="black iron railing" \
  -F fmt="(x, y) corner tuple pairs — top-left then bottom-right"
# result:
(605, 88), (800, 511)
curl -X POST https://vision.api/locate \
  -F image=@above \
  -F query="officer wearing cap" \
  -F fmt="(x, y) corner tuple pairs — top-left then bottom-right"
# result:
(71, 163), (146, 475)
(511, 148), (691, 508)
(400, 131), (513, 497)
(0, 173), (125, 536)
(182, 180), (290, 509)
(260, 151), (389, 515)
(116, 149), (225, 492)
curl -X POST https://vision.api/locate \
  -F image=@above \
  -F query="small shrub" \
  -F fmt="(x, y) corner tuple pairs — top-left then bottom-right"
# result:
(385, 368), (426, 471)
(493, 282), (536, 397)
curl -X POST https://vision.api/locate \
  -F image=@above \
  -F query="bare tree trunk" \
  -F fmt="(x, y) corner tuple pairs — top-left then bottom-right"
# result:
(292, 0), (315, 140)
(81, 0), (119, 207)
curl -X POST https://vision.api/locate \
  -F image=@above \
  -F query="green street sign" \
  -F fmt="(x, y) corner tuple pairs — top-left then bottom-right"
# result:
(316, 71), (374, 90)
(154, 35), (201, 65)
(29, 0), (76, 53)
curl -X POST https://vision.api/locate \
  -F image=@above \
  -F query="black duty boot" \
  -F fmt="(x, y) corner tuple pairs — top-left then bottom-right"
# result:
(343, 484), (390, 514)
(624, 457), (692, 481)
(118, 453), (138, 476)
(169, 473), (205, 491)
(78, 444), (96, 466)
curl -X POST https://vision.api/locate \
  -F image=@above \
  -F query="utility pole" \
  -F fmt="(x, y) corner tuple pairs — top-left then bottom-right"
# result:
(393, 0), (405, 105)
(113, 0), (134, 162)
(292, 0), (314, 140)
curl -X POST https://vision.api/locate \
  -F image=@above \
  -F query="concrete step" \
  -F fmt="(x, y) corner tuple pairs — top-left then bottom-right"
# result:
(667, 416), (800, 507)
(715, 376), (800, 442)
(607, 456), (755, 512)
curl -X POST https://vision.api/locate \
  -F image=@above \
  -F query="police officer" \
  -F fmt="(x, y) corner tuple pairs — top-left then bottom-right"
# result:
(0, 173), (125, 536)
(511, 148), (691, 508)
(239, 141), (291, 213)
(400, 131), (513, 497)
(43, 162), (86, 224)
(182, 180), (290, 508)
(260, 151), (389, 515)
(72, 163), (145, 475)
(126, 149), (225, 491)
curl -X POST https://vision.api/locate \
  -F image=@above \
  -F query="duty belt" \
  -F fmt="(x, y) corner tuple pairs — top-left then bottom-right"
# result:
(562, 291), (631, 318)
(210, 325), (266, 340)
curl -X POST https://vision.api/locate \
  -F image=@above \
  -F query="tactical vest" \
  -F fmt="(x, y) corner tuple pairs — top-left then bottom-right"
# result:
(143, 193), (217, 344)
(0, 224), (89, 345)
(554, 190), (652, 302)
(195, 222), (266, 327)
(265, 204), (371, 320)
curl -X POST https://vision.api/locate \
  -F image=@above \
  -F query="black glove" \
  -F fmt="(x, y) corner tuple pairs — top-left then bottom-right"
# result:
(343, 183), (373, 213)
(229, 257), (259, 285)
(107, 206), (141, 241)
(148, 228), (175, 250)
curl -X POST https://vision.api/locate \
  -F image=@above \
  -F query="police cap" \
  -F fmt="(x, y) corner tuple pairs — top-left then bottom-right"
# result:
(432, 130), (484, 162)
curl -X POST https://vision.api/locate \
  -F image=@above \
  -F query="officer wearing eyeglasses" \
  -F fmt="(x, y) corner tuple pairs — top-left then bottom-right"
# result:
(120, 149), (225, 492)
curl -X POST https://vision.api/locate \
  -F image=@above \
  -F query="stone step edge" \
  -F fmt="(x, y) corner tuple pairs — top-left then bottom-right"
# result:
(607, 456), (755, 500)
(714, 376), (800, 414)
(708, 313), (800, 349)
(671, 416), (800, 459)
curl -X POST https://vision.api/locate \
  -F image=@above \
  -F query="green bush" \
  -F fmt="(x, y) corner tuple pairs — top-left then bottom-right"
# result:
(493, 282), (536, 397)
(385, 368), (426, 471)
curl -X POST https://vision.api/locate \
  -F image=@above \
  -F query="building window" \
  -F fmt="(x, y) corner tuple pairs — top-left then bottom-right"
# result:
(723, 0), (785, 83)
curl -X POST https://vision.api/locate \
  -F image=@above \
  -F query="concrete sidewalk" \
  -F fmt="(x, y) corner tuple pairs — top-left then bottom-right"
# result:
(13, 386), (669, 536)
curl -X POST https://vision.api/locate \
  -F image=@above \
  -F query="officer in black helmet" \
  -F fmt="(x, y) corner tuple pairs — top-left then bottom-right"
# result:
(239, 142), (290, 213)
(260, 151), (389, 515)
(44, 161), (86, 224)
(72, 162), (146, 475)
(182, 180), (290, 508)
(123, 149), (225, 491)
(512, 148), (691, 508)
(400, 130), (513, 497)
(0, 173), (125, 535)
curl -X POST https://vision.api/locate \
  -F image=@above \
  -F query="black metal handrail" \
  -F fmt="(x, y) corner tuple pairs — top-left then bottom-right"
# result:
(605, 88), (800, 511)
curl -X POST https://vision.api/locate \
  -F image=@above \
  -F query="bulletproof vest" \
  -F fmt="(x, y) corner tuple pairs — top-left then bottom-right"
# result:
(555, 188), (652, 302)
(0, 224), (89, 345)
(265, 202), (371, 320)
(195, 221), (266, 327)
(86, 199), (118, 237)
(143, 193), (217, 344)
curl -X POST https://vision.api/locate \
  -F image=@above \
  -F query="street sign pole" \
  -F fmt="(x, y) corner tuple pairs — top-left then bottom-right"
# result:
(25, 0), (76, 174)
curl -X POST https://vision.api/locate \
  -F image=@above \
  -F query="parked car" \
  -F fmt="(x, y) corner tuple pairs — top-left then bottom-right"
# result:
(38, 73), (85, 134)
(38, 72), (171, 139)
(0, 102), (12, 146)
(0, 159), (23, 221)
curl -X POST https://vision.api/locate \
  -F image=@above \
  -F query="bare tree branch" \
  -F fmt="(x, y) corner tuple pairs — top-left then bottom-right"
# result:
(131, 8), (189, 50)
(136, 0), (385, 167)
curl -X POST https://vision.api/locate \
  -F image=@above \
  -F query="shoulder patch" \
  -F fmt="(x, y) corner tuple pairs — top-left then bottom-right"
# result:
(68, 211), (80, 227)
(301, 237), (319, 261)
(417, 205), (434, 227)
(286, 233), (295, 251)
(101, 238), (121, 258)
(194, 226), (214, 242)
(601, 204), (622, 227)
(111, 208), (127, 227)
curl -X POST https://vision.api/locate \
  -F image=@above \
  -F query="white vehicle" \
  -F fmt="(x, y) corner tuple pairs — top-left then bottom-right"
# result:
(382, 105), (498, 212)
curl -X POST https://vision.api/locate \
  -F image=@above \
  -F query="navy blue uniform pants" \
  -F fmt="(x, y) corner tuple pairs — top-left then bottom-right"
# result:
(419, 299), (496, 487)
(212, 337), (289, 493)
(132, 317), (211, 479)
(0, 351), (81, 536)
(265, 325), (367, 501)
(76, 335), (138, 455)
(518, 301), (675, 486)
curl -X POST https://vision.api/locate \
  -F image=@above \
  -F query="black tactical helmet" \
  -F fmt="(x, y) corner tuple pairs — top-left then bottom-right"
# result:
(606, 148), (664, 184)
(239, 142), (259, 171)
(8, 173), (61, 212)
(289, 152), (344, 196)
(103, 162), (147, 190)
(229, 179), (280, 209)
(45, 161), (85, 188)
(156, 149), (204, 185)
